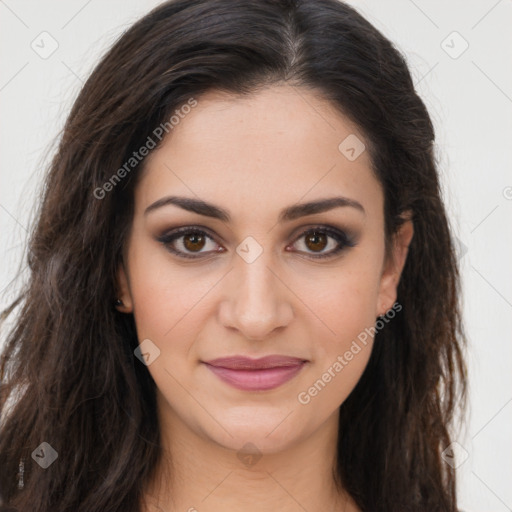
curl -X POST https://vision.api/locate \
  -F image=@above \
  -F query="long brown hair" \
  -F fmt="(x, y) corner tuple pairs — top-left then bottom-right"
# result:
(0, 0), (467, 510)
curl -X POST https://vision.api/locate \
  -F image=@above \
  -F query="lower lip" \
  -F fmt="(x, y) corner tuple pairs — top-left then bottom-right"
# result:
(203, 362), (306, 391)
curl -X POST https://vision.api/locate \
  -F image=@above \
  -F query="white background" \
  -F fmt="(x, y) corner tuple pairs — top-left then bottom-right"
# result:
(1, 1), (511, 510)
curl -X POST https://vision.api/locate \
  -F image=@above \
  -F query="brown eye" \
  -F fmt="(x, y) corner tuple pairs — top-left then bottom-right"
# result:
(290, 226), (355, 259)
(304, 231), (328, 253)
(158, 225), (355, 261)
(183, 232), (207, 252)
(157, 227), (221, 259)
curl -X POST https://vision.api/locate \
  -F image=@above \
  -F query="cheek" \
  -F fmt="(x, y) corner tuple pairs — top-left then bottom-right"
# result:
(306, 258), (382, 341)
(126, 238), (219, 342)
(127, 259), (212, 406)
(296, 259), (381, 403)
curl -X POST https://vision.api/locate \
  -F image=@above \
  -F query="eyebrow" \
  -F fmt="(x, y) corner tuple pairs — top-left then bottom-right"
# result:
(144, 195), (365, 222)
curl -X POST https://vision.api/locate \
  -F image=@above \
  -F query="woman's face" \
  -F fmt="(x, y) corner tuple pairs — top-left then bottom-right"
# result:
(116, 84), (412, 454)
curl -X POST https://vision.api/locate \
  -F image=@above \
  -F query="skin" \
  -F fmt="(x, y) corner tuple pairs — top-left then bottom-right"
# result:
(115, 84), (413, 512)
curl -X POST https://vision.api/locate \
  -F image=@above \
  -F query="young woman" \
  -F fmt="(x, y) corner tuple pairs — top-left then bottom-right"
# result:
(0, 0), (467, 510)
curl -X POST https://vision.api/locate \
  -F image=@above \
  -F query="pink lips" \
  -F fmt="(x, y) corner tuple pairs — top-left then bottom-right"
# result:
(203, 355), (307, 391)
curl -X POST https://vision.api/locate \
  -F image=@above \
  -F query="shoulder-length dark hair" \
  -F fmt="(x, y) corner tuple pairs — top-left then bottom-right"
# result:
(0, 0), (467, 510)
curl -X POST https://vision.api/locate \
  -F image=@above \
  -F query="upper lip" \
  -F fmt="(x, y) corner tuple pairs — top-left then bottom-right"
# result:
(203, 355), (307, 370)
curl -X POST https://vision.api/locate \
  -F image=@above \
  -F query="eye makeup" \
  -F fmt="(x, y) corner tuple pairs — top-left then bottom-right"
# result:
(155, 224), (357, 261)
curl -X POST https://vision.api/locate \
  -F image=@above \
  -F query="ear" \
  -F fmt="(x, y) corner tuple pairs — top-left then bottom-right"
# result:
(115, 260), (134, 313)
(376, 214), (414, 316)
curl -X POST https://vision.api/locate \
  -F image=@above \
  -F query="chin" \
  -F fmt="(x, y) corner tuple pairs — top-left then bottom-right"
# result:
(199, 406), (309, 454)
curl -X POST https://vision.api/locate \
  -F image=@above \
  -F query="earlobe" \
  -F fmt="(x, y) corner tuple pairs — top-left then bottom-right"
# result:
(377, 215), (414, 316)
(115, 261), (134, 313)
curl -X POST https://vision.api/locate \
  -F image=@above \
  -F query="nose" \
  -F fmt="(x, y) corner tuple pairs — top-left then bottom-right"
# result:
(218, 251), (294, 341)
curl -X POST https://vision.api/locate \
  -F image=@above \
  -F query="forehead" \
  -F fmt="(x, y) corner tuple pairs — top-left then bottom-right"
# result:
(135, 85), (383, 225)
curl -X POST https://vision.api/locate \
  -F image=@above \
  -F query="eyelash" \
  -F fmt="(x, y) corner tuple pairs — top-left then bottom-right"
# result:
(157, 225), (356, 260)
